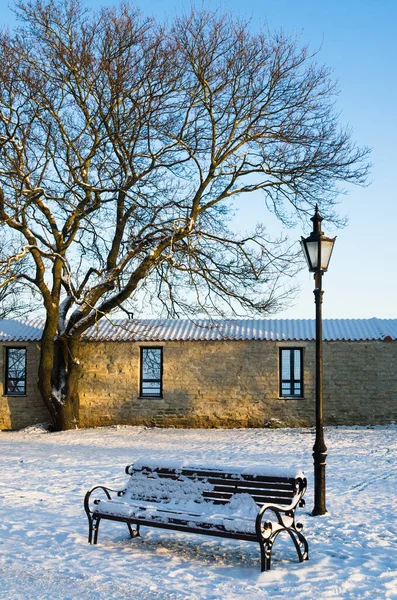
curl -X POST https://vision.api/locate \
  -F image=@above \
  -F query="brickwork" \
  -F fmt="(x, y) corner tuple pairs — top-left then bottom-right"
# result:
(0, 342), (50, 430)
(78, 340), (315, 428)
(1, 338), (396, 430)
(323, 340), (397, 425)
(78, 339), (397, 428)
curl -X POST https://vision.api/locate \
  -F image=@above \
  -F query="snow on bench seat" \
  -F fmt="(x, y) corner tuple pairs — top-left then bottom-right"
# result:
(94, 492), (260, 535)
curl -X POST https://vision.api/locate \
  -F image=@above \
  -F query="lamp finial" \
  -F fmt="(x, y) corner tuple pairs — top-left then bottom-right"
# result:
(311, 205), (323, 235)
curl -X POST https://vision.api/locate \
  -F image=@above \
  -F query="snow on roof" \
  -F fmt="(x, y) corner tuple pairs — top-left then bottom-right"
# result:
(0, 319), (45, 342)
(0, 317), (396, 342)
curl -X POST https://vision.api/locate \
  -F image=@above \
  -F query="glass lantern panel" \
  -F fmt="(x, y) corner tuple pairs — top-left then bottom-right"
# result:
(305, 240), (319, 270)
(320, 239), (335, 270)
(300, 240), (314, 270)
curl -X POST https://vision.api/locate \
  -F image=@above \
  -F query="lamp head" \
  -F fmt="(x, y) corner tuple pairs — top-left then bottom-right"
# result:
(300, 205), (336, 273)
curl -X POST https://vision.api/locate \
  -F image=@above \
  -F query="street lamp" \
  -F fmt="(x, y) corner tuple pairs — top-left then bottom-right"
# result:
(300, 205), (336, 516)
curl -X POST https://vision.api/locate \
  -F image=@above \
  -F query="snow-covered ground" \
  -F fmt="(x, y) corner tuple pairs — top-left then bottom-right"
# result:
(0, 425), (396, 600)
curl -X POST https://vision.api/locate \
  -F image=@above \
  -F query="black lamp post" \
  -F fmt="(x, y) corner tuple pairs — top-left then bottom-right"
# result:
(300, 205), (336, 516)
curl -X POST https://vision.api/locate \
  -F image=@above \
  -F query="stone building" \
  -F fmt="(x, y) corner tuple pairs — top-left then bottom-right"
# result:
(0, 318), (396, 430)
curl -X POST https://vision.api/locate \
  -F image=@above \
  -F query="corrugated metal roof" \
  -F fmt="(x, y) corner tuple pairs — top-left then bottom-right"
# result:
(0, 317), (396, 342)
(0, 319), (45, 342)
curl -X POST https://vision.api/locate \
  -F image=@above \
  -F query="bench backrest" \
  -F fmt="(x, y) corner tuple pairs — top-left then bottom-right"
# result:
(124, 462), (306, 508)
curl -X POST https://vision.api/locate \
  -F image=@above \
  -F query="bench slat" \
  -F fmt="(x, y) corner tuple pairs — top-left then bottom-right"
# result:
(128, 477), (295, 493)
(210, 485), (294, 498)
(127, 489), (294, 503)
(202, 491), (293, 505)
(131, 471), (296, 491)
(123, 493), (293, 506)
(129, 465), (299, 484)
(207, 478), (295, 491)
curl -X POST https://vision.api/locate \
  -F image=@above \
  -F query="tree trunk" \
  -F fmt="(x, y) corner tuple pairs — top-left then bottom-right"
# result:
(38, 314), (59, 428)
(57, 336), (81, 430)
(58, 387), (80, 430)
(38, 325), (81, 431)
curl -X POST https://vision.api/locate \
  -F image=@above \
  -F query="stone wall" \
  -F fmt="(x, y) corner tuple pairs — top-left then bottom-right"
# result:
(0, 342), (50, 430)
(78, 340), (315, 428)
(1, 338), (396, 430)
(323, 340), (397, 425)
(78, 338), (397, 428)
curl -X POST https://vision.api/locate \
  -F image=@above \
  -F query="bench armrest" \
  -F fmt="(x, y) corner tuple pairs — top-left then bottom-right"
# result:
(255, 492), (305, 538)
(84, 485), (126, 517)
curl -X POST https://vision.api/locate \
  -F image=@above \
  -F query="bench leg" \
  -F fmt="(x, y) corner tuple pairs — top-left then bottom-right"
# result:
(127, 523), (140, 539)
(259, 526), (309, 571)
(286, 528), (309, 563)
(92, 517), (101, 545)
(259, 538), (273, 571)
(88, 516), (93, 544)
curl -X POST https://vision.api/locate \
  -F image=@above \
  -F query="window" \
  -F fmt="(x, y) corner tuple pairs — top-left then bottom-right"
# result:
(140, 347), (163, 397)
(279, 348), (303, 398)
(5, 347), (27, 395)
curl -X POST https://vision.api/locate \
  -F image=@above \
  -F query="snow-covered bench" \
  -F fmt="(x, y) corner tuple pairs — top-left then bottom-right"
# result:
(84, 460), (309, 571)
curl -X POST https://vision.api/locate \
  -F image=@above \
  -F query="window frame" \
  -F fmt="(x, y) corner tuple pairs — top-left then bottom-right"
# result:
(139, 346), (163, 398)
(279, 347), (304, 398)
(5, 346), (27, 396)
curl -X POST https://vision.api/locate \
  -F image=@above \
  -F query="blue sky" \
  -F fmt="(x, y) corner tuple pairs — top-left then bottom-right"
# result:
(2, 0), (396, 319)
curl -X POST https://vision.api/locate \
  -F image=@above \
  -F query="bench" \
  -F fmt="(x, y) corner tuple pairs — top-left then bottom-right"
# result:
(84, 460), (309, 571)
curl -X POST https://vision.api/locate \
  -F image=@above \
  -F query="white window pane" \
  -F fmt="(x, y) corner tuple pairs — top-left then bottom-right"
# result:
(293, 350), (301, 379)
(281, 350), (290, 379)
(142, 349), (161, 379)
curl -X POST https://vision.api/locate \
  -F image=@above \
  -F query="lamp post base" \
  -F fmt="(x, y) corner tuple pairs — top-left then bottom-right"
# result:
(312, 448), (327, 515)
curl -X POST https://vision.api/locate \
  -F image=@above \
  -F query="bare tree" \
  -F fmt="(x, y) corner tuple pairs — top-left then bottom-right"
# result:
(0, 0), (370, 429)
(0, 279), (39, 319)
